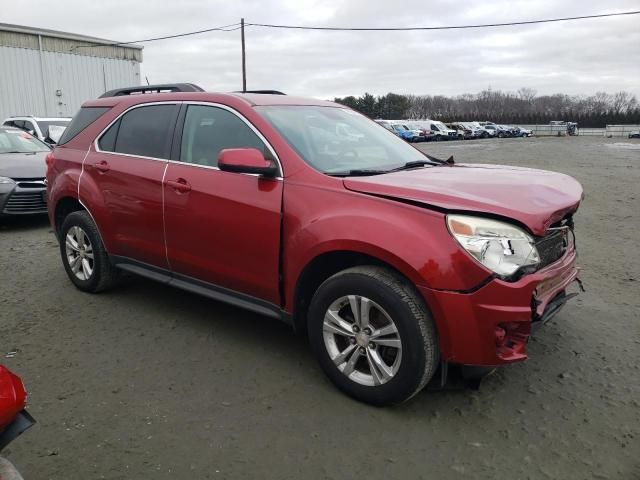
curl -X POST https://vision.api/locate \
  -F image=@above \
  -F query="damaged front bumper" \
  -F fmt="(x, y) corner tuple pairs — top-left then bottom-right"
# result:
(419, 246), (581, 366)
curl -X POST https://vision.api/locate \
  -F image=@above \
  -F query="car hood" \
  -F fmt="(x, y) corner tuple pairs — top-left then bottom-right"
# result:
(343, 163), (583, 235)
(0, 152), (47, 179)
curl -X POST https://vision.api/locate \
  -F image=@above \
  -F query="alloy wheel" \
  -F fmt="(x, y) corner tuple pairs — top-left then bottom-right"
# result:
(323, 295), (402, 386)
(65, 226), (94, 281)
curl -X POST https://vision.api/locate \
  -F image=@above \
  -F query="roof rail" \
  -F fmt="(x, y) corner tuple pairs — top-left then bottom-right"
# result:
(99, 83), (204, 98)
(235, 90), (286, 95)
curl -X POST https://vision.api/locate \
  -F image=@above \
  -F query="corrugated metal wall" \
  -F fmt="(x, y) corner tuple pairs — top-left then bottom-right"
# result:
(0, 42), (140, 120)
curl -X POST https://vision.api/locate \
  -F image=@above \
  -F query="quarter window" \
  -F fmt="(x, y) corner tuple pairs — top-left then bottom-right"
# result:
(59, 107), (110, 145)
(98, 119), (120, 152)
(179, 105), (266, 167)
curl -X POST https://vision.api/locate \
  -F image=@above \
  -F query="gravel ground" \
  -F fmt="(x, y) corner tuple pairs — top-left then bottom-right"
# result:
(1, 136), (639, 479)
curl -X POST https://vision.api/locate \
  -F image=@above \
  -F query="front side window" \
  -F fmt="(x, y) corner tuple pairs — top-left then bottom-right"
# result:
(98, 104), (178, 159)
(258, 106), (432, 175)
(179, 105), (266, 167)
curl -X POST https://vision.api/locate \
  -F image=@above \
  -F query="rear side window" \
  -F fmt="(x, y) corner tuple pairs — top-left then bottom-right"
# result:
(59, 107), (110, 145)
(100, 105), (177, 159)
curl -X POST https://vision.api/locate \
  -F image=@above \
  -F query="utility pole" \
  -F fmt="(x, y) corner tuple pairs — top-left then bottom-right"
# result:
(241, 18), (246, 92)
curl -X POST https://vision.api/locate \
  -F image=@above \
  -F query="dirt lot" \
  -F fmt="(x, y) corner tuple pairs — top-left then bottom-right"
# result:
(1, 136), (639, 479)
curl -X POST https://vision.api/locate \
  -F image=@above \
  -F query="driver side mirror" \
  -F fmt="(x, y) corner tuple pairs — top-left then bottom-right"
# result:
(218, 148), (278, 177)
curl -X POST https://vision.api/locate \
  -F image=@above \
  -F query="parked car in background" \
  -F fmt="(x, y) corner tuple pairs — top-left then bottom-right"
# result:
(628, 130), (640, 138)
(390, 122), (422, 142)
(447, 123), (474, 140)
(48, 84), (584, 406)
(0, 127), (50, 216)
(513, 127), (533, 137)
(464, 122), (493, 138)
(3, 116), (71, 145)
(424, 120), (457, 141)
(405, 122), (433, 141)
(481, 124), (512, 138)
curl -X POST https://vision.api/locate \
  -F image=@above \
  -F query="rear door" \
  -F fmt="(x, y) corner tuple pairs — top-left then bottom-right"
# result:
(84, 103), (179, 268)
(163, 103), (283, 305)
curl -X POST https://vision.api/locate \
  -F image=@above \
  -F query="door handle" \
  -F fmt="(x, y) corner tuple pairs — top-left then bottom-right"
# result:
(166, 178), (192, 193)
(94, 160), (110, 173)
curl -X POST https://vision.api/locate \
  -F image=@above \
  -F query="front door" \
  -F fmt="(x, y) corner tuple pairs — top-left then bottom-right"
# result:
(163, 104), (283, 305)
(82, 103), (179, 268)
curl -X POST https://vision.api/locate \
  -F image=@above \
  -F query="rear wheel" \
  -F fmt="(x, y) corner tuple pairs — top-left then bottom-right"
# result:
(308, 266), (439, 406)
(59, 211), (119, 292)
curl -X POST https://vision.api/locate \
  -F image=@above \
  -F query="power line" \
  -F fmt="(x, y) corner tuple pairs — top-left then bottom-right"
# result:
(71, 22), (240, 50)
(245, 10), (640, 31)
(69, 10), (640, 51)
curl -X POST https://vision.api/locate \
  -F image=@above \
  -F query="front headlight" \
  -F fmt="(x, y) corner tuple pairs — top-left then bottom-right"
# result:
(0, 176), (16, 184)
(447, 214), (540, 277)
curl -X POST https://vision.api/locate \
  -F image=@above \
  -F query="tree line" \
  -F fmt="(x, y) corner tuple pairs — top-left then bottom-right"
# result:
(333, 89), (640, 127)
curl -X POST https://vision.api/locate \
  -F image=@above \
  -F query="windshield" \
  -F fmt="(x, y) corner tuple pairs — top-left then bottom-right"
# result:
(0, 129), (50, 153)
(258, 106), (431, 174)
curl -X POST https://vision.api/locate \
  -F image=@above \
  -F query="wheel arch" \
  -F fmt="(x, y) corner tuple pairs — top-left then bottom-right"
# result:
(53, 196), (85, 237)
(291, 249), (433, 335)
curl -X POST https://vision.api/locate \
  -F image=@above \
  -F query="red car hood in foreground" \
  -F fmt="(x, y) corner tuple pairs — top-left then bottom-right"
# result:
(343, 163), (583, 236)
(0, 366), (26, 431)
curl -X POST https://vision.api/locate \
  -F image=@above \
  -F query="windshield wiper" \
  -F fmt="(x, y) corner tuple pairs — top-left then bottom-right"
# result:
(388, 160), (440, 171)
(326, 156), (455, 177)
(326, 169), (389, 177)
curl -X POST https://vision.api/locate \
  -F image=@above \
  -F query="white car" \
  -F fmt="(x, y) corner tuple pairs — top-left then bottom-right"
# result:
(424, 120), (457, 141)
(2, 116), (71, 144)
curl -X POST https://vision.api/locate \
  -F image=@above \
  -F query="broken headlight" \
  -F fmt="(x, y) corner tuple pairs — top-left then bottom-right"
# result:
(447, 214), (540, 277)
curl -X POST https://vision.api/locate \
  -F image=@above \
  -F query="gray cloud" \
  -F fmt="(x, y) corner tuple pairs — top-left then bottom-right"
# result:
(3, 0), (639, 98)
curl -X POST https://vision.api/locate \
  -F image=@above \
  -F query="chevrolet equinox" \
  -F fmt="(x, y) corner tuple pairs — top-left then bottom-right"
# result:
(47, 84), (583, 406)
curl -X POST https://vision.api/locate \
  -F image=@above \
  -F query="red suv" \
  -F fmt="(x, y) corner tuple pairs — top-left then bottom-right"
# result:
(47, 84), (583, 406)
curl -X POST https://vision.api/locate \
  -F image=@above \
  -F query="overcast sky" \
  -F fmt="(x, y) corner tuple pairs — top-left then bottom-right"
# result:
(3, 0), (640, 98)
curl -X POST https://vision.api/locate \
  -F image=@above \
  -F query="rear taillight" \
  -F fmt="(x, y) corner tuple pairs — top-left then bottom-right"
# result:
(45, 152), (55, 175)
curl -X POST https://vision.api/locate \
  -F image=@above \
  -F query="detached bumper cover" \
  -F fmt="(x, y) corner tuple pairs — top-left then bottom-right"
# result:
(420, 247), (580, 366)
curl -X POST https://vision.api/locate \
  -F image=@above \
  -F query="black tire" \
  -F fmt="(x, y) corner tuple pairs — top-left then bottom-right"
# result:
(308, 266), (439, 406)
(497, 131), (504, 138)
(482, 131), (489, 139)
(59, 211), (119, 293)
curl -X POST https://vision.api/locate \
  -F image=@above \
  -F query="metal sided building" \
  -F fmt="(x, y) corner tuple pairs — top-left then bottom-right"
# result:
(0, 23), (142, 120)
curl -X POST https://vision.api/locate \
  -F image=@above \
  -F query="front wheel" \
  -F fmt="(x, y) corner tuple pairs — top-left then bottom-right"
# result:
(308, 266), (439, 406)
